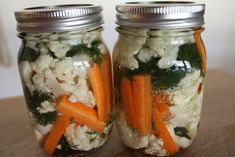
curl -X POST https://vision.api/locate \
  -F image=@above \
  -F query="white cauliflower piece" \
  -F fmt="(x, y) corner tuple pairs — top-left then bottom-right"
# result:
(166, 70), (203, 145)
(32, 73), (45, 91)
(147, 38), (167, 57)
(119, 52), (139, 70)
(36, 101), (55, 114)
(33, 55), (53, 74)
(35, 124), (53, 135)
(60, 78), (96, 107)
(98, 43), (107, 54)
(54, 57), (76, 84)
(65, 124), (108, 151)
(147, 29), (195, 69)
(39, 43), (49, 55)
(44, 69), (67, 98)
(172, 70), (202, 105)
(116, 34), (147, 70)
(72, 78), (96, 107)
(33, 129), (43, 142)
(145, 135), (166, 156)
(25, 41), (38, 52)
(49, 58), (60, 69)
(157, 45), (179, 69)
(83, 32), (99, 47)
(48, 41), (71, 58)
(20, 61), (34, 93)
(116, 112), (166, 155)
(137, 48), (158, 62)
(116, 113), (149, 149)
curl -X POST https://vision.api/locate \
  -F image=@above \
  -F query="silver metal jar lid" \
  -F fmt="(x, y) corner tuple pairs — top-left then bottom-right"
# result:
(15, 4), (103, 33)
(116, 1), (205, 29)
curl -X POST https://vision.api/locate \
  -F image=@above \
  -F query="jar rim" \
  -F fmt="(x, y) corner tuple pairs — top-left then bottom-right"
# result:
(116, 1), (205, 29)
(15, 4), (103, 33)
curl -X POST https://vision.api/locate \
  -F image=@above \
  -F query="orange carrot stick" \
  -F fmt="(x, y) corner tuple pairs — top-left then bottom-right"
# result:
(152, 93), (172, 121)
(100, 53), (113, 119)
(153, 107), (179, 155)
(88, 64), (106, 121)
(132, 75), (152, 135)
(43, 115), (71, 155)
(56, 95), (105, 133)
(120, 76), (137, 129)
(195, 28), (207, 76)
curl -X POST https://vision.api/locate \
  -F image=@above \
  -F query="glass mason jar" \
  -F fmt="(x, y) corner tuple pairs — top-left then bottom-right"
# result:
(15, 5), (113, 156)
(113, 2), (206, 156)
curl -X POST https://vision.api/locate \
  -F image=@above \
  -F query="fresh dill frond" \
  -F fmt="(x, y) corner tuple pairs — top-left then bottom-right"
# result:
(66, 40), (103, 64)
(24, 87), (57, 125)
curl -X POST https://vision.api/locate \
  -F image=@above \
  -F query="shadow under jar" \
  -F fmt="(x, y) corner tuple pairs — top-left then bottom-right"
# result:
(15, 4), (113, 156)
(113, 1), (206, 157)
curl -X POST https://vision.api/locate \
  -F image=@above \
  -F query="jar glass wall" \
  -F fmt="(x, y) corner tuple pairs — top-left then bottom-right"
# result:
(113, 26), (206, 156)
(17, 27), (113, 156)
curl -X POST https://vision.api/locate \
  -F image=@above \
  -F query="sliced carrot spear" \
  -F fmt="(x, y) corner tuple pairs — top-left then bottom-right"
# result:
(132, 75), (152, 135)
(100, 53), (113, 119)
(56, 95), (105, 133)
(152, 93), (172, 121)
(153, 107), (179, 155)
(120, 76), (137, 129)
(43, 115), (71, 155)
(194, 28), (207, 76)
(88, 64), (106, 121)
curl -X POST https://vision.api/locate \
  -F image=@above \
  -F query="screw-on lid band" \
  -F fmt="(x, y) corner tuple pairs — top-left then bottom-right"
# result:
(116, 1), (205, 29)
(15, 4), (103, 33)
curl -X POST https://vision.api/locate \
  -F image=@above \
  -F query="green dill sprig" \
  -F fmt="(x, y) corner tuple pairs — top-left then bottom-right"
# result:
(24, 87), (57, 125)
(66, 40), (103, 64)
(120, 43), (202, 91)
(21, 46), (40, 62)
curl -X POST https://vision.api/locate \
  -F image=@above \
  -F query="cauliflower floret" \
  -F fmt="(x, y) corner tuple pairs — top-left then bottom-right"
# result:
(33, 55), (53, 74)
(32, 73), (45, 91)
(98, 43), (107, 54)
(48, 41), (71, 58)
(147, 38), (167, 57)
(83, 32), (99, 47)
(119, 52), (139, 70)
(166, 70), (203, 144)
(49, 58), (60, 69)
(60, 78), (96, 107)
(116, 112), (166, 155)
(44, 69), (67, 98)
(116, 34), (147, 70)
(36, 101), (55, 114)
(172, 70), (202, 105)
(25, 41), (38, 52)
(137, 48), (158, 62)
(20, 61), (34, 93)
(116, 113), (148, 149)
(34, 129), (43, 142)
(39, 43), (49, 55)
(65, 124), (108, 151)
(145, 135), (166, 156)
(147, 29), (195, 69)
(35, 124), (53, 135)
(54, 57), (76, 84)
(73, 79), (96, 107)
(157, 45), (179, 69)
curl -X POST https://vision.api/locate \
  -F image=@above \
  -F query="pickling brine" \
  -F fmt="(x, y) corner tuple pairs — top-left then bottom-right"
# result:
(114, 2), (206, 156)
(15, 5), (113, 156)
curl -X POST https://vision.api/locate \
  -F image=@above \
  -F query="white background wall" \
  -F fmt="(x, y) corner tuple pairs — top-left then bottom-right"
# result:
(0, 0), (235, 99)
